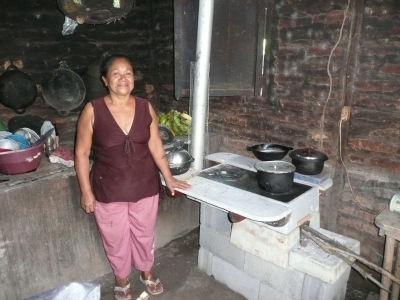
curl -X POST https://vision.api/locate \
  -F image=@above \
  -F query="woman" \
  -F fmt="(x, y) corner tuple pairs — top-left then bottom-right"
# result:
(75, 54), (191, 300)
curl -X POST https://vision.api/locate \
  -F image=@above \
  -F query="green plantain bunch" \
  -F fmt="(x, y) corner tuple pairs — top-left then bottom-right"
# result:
(157, 109), (192, 136)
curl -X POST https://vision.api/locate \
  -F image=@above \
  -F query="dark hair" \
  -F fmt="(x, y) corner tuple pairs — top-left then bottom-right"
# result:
(100, 54), (134, 77)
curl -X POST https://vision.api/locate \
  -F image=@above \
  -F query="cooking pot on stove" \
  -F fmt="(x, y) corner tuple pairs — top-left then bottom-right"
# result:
(166, 146), (194, 175)
(246, 143), (293, 161)
(254, 161), (296, 193)
(289, 148), (328, 175)
(41, 62), (86, 116)
(0, 65), (37, 114)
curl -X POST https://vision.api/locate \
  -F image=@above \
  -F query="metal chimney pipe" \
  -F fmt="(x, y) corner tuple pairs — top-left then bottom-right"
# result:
(190, 0), (214, 171)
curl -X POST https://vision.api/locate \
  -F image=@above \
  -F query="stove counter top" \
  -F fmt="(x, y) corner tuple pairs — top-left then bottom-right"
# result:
(175, 174), (292, 222)
(161, 167), (291, 222)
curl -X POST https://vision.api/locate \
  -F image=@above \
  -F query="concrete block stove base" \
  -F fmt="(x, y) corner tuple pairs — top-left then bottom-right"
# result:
(198, 204), (360, 300)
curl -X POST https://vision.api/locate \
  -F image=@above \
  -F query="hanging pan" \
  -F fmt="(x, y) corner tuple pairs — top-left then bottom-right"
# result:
(41, 62), (86, 116)
(0, 65), (37, 114)
(57, 0), (134, 24)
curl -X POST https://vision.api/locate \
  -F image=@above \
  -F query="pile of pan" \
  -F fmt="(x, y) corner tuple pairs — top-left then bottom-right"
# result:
(246, 143), (328, 193)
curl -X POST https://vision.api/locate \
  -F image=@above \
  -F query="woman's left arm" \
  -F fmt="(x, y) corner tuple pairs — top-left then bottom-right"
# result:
(147, 103), (191, 195)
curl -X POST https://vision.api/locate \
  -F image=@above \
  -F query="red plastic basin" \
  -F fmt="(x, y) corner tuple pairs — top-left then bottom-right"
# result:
(0, 144), (44, 174)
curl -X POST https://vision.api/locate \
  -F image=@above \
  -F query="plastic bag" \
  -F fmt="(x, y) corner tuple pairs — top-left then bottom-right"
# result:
(21, 282), (100, 300)
(62, 16), (79, 36)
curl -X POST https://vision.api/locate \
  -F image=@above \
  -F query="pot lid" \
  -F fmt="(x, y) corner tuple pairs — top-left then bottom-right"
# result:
(289, 148), (328, 161)
(254, 161), (296, 174)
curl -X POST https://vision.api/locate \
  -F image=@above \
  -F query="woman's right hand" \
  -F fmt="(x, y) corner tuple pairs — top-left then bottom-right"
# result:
(80, 192), (96, 213)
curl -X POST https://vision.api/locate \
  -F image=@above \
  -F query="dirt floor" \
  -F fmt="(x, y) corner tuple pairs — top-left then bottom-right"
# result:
(90, 228), (380, 300)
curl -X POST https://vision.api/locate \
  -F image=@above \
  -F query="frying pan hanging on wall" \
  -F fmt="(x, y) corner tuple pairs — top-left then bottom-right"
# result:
(57, 0), (134, 24)
(0, 65), (37, 114)
(41, 62), (86, 116)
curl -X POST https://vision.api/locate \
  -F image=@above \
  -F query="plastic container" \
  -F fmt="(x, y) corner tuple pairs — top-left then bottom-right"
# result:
(0, 144), (44, 174)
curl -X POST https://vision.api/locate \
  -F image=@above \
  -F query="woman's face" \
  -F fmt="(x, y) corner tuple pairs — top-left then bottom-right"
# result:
(102, 58), (134, 96)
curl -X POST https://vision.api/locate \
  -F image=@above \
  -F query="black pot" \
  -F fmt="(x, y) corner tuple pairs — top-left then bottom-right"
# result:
(254, 161), (296, 193)
(0, 65), (37, 114)
(7, 115), (45, 135)
(247, 144), (293, 161)
(289, 148), (328, 175)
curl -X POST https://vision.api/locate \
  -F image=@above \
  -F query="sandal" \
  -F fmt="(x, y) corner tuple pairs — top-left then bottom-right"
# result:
(114, 282), (132, 300)
(139, 275), (164, 295)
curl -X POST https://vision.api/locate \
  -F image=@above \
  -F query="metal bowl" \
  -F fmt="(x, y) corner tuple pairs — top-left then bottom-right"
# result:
(247, 143), (293, 161)
(166, 148), (194, 175)
(14, 128), (40, 144)
(0, 138), (20, 151)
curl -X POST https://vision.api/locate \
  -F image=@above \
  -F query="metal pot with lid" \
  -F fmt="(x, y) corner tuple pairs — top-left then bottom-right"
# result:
(289, 148), (328, 175)
(0, 65), (37, 114)
(166, 141), (194, 175)
(254, 161), (296, 193)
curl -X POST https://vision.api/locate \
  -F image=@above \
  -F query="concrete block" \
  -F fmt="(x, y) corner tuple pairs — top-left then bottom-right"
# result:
(301, 267), (351, 300)
(200, 204), (231, 237)
(198, 246), (213, 276)
(199, 224), (245, 269)
(245, 252), (304, 300)
(230, 219), (300, 267)
(259, 282), (297, 300)
(212, 255), (260, 300)
(289, 228), (359, 283)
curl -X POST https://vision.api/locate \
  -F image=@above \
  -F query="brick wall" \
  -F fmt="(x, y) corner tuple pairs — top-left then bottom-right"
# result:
(204, 0), (400, 267)
(1, 0), (399, 267)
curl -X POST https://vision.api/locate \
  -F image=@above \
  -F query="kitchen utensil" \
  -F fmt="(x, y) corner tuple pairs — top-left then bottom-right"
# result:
(0, 138), (20, 151)
(0, 65), (37, 114)
(41, 62), (86, 116)
(166, 145), (194, 175)
(254, 161), (296, 193)
(57, 0), (134, 24)
(246, 144), (293, 161)
(0, 131), (12, 139)
(7, 115), (45, 135)
(0, 143), (44, 174)
(159, 124), (175, 145)
(390, 193), (400, 213)
(31, 128), (55, 146)
(14, 128), (40, 144)
(5, 134), (30, 149)
(289, 148), (328, 175)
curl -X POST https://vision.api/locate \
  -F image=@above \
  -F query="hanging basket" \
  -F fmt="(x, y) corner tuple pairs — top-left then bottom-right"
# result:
(57, 0), (134, 24)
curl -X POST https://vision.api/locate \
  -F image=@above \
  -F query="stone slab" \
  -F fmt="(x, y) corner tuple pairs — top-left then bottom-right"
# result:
(289, 228), (360, 283)
(230, 219), (300, 268)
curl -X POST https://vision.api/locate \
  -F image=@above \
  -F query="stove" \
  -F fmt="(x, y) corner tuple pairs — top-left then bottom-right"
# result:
(198, 164), (312, 203)
(174, 153), (321, 234)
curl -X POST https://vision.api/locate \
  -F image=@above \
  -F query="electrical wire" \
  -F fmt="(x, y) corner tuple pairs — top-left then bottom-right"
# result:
(320, 0), (383, 215)
(319, 0), (350, 149)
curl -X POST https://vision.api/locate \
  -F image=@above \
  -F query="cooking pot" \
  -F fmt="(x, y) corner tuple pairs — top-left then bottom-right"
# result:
(8, 115), (45, 135)
(41, 63), (86, 116)
(0, 65), (37, 114)
(247, 143), (293, 161)
(166, 146), (194, 175)
(289, 148), (328, 175)
(254, 161), (296, 193)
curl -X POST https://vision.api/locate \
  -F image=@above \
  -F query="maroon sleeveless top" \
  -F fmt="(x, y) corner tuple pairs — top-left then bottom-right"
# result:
(89, 97), (161, 203)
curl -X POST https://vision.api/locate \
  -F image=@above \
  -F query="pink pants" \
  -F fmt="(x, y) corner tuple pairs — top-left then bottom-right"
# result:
(94, 194), (159, 279)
